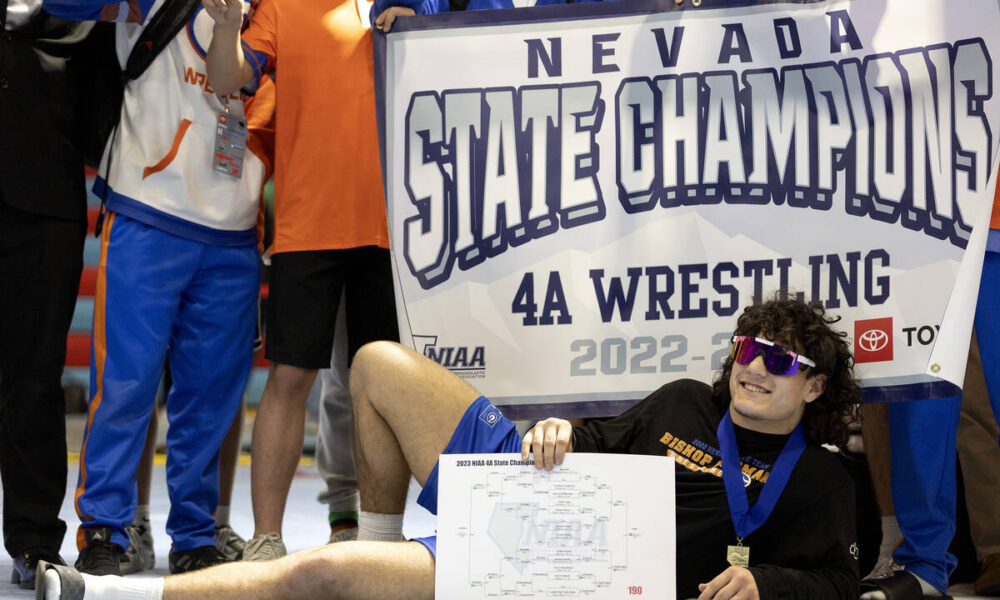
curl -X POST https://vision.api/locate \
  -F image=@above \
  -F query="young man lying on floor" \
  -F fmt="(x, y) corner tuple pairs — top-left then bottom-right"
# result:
(39, 298), (861, 600)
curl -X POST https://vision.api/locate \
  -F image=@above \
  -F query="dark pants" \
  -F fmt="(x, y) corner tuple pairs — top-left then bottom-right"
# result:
(0, 202), (85, 556)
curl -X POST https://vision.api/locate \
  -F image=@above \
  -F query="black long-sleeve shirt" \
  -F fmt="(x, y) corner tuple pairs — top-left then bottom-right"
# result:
(571, 379), (859, 600)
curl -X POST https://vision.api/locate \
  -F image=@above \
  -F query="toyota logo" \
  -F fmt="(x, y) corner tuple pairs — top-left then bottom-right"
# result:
(859, 329), (889, 352)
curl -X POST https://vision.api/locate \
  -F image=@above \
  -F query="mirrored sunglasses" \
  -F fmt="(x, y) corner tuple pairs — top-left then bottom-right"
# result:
(730, 335), (816, 376)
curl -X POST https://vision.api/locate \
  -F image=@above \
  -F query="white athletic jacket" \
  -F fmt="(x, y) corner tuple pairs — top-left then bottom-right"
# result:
(94, 0), (267, 246)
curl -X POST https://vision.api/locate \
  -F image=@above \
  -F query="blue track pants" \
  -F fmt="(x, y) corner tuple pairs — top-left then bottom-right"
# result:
(890, 251), (1000, 592)
(75, 213), (259, 552)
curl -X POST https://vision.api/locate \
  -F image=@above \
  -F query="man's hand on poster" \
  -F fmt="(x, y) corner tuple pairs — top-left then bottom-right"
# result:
(521, 418), (574, 471)
(375, 6), (416, 31)
(698, 566), (761, 600)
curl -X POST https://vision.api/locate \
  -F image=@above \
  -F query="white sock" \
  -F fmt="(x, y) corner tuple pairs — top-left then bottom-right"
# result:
(43, 570), (60, 600)
(357, 511), (404, 542)
(134, 505), (150, 524)
(215, 505), (231, 527)
(44, 571), (164, 600)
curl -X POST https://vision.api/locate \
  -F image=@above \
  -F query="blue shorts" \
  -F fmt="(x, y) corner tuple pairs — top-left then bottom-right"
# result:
(412, 396), (521, 560)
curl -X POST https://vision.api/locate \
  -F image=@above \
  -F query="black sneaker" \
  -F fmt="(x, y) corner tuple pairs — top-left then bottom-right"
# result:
(10, 548), (64, 590)
(168, 545), (231, 574)
(74, 527), (123, 576)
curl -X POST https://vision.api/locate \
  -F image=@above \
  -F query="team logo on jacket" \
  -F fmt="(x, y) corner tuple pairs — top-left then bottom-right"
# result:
(479, 405), (503, 429)
(854, 317), (893, 363)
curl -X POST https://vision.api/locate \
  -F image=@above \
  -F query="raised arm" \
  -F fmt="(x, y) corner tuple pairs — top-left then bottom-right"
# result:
(202, 0), (253, 96)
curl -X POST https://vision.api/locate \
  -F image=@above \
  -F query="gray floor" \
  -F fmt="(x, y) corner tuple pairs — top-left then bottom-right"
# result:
(0, 461), (437, 599)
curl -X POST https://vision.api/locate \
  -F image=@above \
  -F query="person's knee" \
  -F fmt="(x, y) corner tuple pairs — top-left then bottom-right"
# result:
(286, 543), (434, 599)
(265, 362), (317, 401)
(350, 341), (410, 397)
(284, 546), (354, 597)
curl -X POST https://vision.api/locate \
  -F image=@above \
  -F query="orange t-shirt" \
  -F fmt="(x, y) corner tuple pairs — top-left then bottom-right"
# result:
(246, 76), (277, 182)
(242, 0), (390, 254)
(245, 75), (277, 251)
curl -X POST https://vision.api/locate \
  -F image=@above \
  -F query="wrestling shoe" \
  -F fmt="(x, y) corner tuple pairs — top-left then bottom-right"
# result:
(10, 548), (64, 590)
(168, 545), (230, 574)
(119, 517), (155, 574)
(215, 524), (246, 560)
(74, 527), (125, 575)
(74, 527), (122, 576)
(242, 532), (286, 561)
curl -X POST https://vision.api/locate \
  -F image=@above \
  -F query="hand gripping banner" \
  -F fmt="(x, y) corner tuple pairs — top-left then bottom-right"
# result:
(373, 0), (1000, 419)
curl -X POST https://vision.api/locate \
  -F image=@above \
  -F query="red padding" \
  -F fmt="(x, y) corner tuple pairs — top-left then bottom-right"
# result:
(87, 207), (100, 234)
(66, 334), (91, 367)
(78, 267), (98, 297)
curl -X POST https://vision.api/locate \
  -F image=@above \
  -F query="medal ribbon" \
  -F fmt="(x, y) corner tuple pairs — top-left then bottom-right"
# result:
(717, 411), (806, 540)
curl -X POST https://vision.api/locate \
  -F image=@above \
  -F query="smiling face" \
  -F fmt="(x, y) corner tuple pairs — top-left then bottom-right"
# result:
(728, 337), (826, 435)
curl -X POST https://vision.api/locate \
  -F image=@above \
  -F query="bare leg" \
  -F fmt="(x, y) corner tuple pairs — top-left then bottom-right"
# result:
(862, 402), (893, 517)
(219, 398), (245, 507)
(958, 332), (1000, 561)
(350, 341), (480, 513)
(251, 363), (318, 536)
(164, 541), (433, 600)
(861, 401), (902, 582)
(136, 407), (159, 506)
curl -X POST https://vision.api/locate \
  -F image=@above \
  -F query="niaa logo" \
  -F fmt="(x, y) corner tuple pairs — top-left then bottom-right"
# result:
(414, 335), (486, 371)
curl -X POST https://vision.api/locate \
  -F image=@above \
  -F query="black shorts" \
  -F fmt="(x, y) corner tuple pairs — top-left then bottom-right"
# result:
(265, 246), (399, 369)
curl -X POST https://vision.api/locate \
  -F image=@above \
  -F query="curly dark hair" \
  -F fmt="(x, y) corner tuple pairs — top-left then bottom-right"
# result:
(711, 297), (861, 447)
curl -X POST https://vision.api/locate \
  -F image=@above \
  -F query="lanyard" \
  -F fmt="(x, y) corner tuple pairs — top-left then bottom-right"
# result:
(716, 411), (806, 541)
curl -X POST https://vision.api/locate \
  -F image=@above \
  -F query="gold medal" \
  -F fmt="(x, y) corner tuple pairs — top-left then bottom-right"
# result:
(727, 542), (749, 568)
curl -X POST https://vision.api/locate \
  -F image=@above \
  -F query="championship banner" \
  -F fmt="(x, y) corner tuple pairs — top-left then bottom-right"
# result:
(374, 0), (1000, 419)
